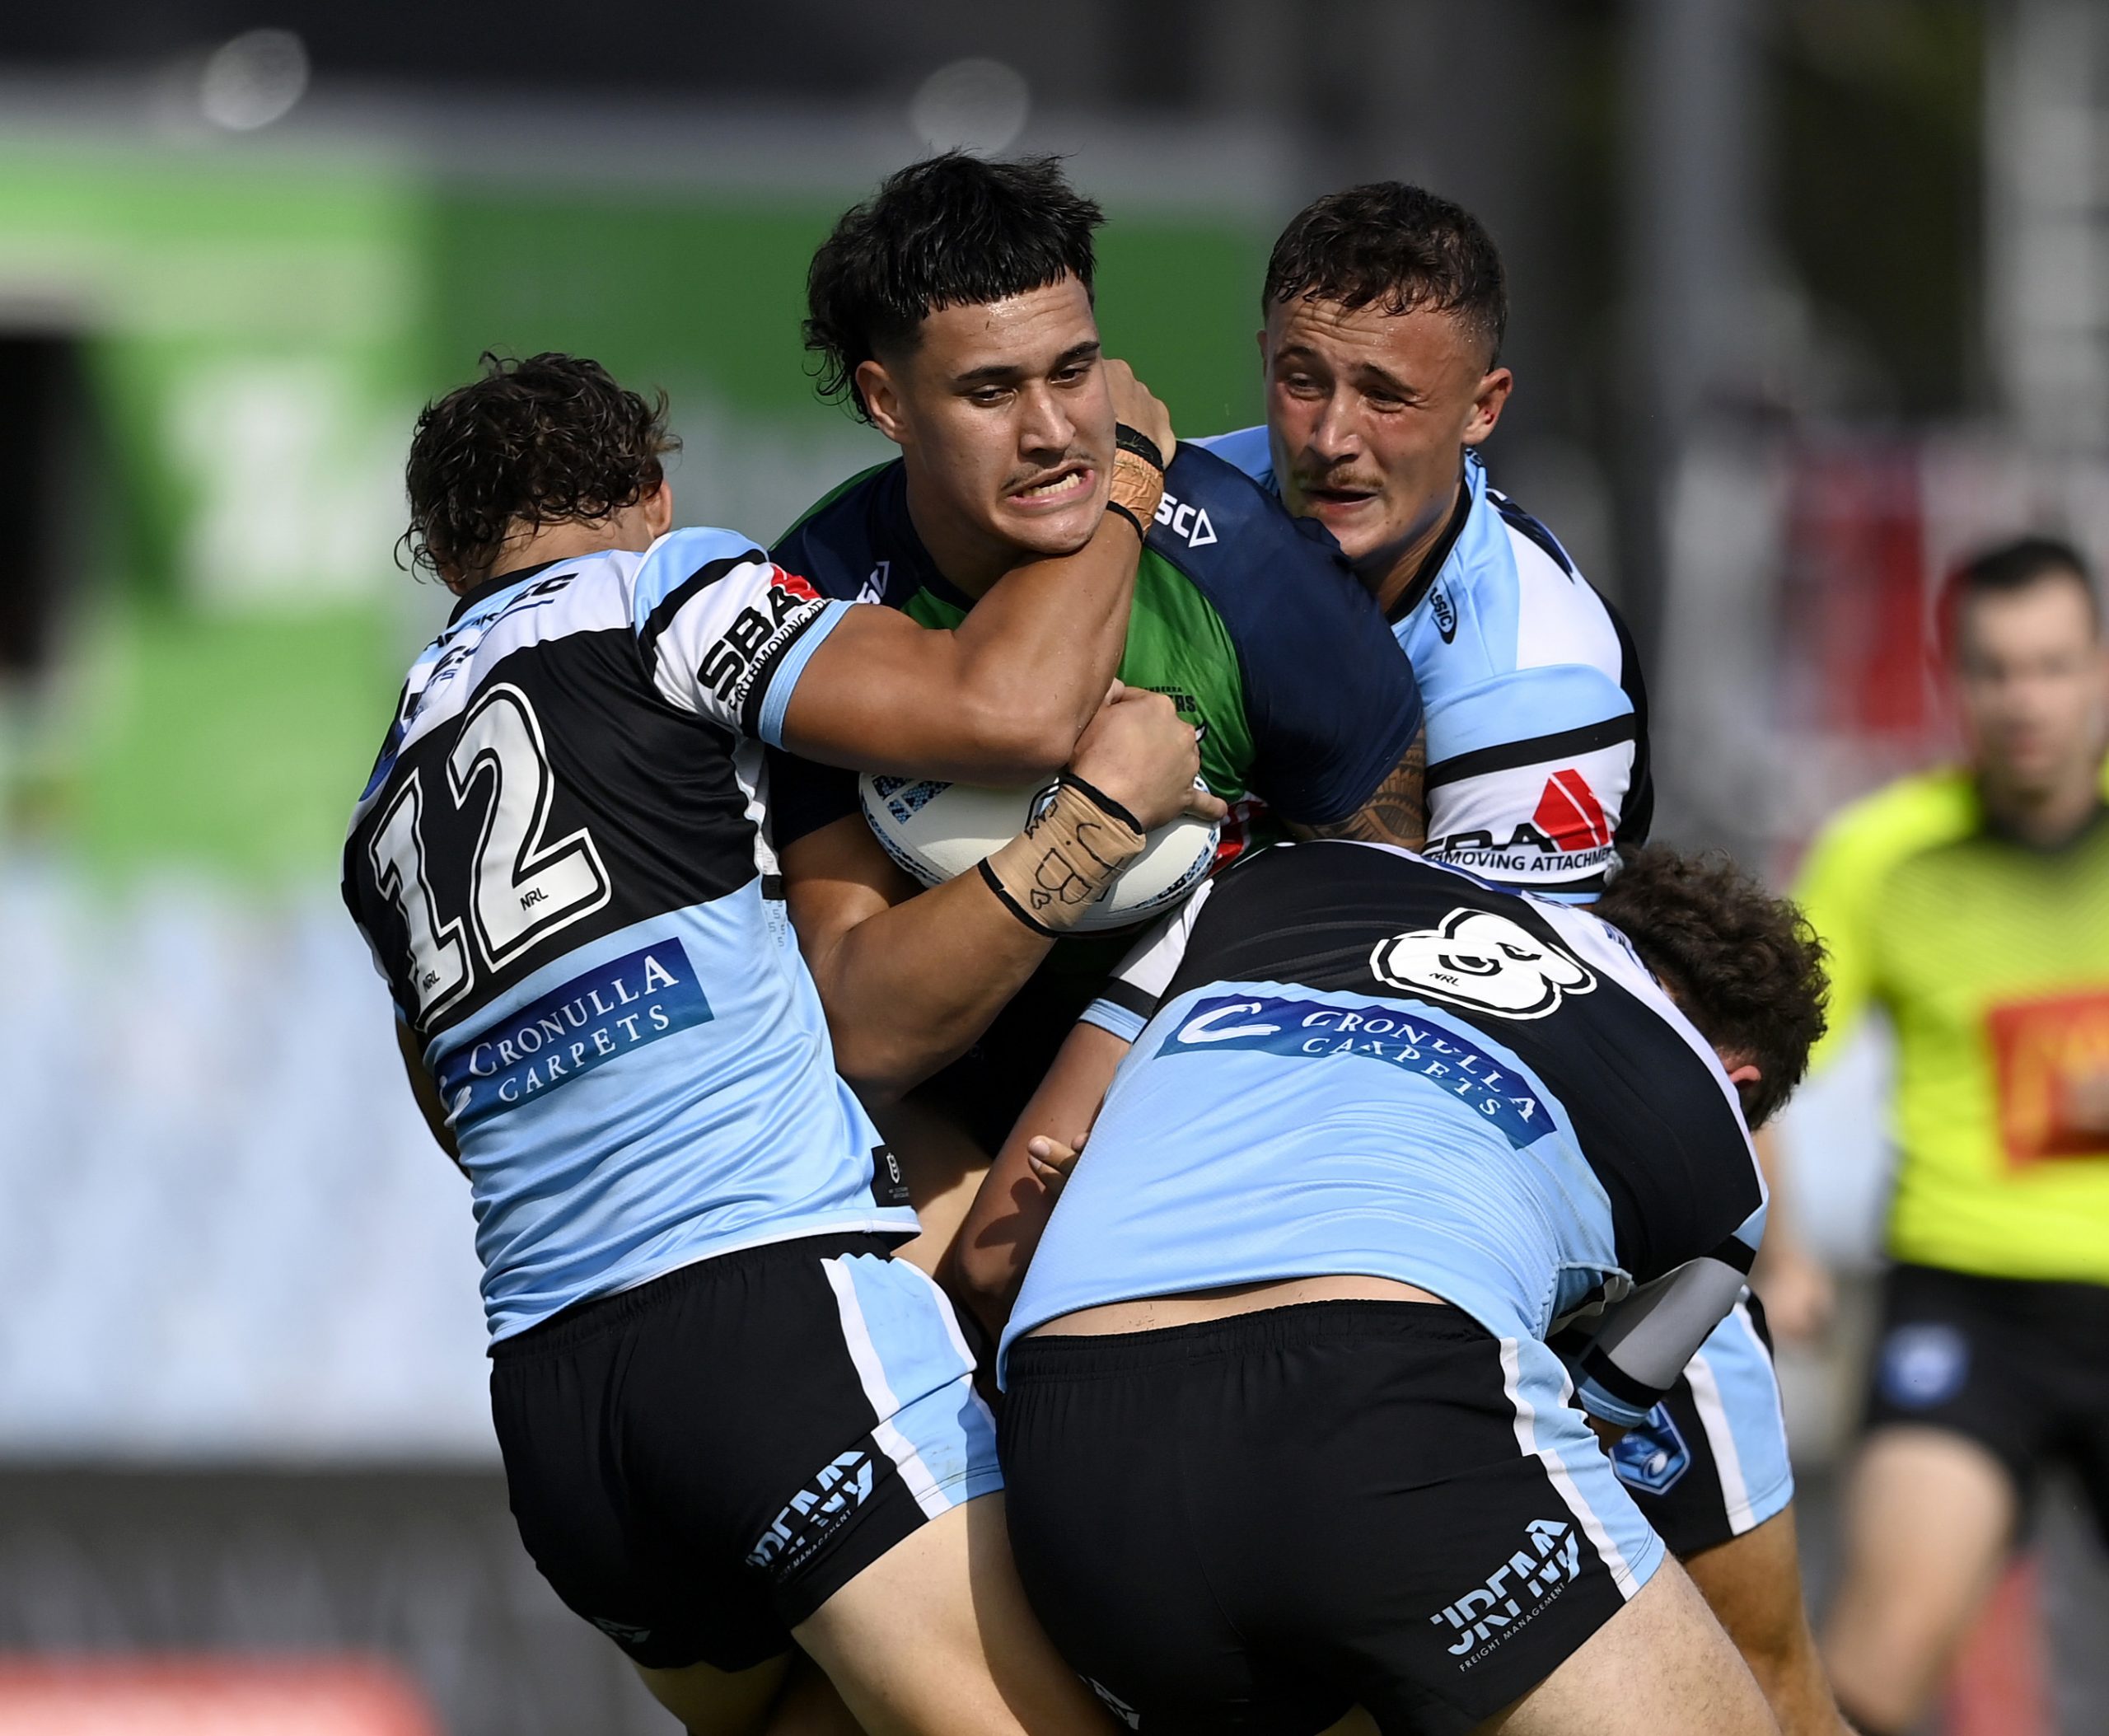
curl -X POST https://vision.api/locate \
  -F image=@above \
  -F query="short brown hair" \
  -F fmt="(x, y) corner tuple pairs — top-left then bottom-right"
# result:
(1593, 846), (1828, 1130)
(1262, 182), (1508, 365)
(401, 351), (677, 583)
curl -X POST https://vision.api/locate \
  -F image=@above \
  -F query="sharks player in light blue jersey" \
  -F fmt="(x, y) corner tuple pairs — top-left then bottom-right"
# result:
(957, 841), (1827, 1735)
(1189, 184), (1845, 1736)
(343, 352), (1193, 1736)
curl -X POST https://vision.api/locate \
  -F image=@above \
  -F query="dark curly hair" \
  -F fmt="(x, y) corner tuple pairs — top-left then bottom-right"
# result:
(1263, 182), (1508, 366)
(804, 153), (1103, 422)
(400, 352), (678, 583)
(1592, 846), (1829, 1130)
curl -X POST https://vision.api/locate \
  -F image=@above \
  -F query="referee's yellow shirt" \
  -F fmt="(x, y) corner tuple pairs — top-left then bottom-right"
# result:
(1793, 762), (2109, 1284)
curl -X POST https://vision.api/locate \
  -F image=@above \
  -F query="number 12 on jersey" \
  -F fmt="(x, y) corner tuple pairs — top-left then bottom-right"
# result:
(370, 683), (612, 1025)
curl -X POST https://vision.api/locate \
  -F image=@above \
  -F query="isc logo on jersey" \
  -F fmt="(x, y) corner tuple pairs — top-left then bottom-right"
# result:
(1152, 490), (1217, 548)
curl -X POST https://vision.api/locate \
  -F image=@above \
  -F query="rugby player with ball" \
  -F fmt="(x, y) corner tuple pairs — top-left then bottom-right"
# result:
(768, 155), (1427, 1267)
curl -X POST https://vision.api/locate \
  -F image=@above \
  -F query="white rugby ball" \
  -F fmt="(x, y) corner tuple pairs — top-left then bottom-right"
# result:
(858, 772), (1220, 934)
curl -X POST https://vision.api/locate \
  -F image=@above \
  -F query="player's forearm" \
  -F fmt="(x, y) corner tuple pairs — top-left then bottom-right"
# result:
(939, 507), (1146, 776)
(956, 1151), (1054, 1337)
(775, 510), (1143, 785)
(806, 879), (1054, 1103)
(955, 1022), (1127, 1335)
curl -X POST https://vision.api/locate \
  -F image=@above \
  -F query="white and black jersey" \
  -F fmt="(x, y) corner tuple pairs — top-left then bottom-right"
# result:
(1026, 840), (1765, 1426)
(343, 528), (916, 1342)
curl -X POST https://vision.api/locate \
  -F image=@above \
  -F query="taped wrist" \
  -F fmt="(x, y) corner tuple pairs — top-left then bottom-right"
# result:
(1106, 423), (1167, 540)
(978, 775), (1147, 937)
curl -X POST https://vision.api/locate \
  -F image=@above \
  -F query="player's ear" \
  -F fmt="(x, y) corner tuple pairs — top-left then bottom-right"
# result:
(1723, 1056), (1763, 1122)
(858, 359), (910, 449)
(643, 479), (674, 539)
(1462, 366), (1513, 445)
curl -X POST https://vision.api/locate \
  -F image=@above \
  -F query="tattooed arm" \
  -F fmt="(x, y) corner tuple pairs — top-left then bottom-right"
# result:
(1284, 726), (1428, 849)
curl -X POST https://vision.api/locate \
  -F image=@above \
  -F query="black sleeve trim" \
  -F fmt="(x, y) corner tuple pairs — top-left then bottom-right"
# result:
(1424, 714), (1637, 790)
(735, 601), (832, 739)
(1742, 1291), (1775, 1357)
(1523, 870), (1611, 896)
(635, 550), (767, 667)
(1097, 977), (1162, 1022)
(1578, 1343), (1662, 1411)
(1605, 593), (1653, 845)
(1705, 1232), (1757, 1275)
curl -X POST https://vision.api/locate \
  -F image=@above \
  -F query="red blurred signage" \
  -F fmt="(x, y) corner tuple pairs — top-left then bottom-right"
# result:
(0, 1659), (438, 1735)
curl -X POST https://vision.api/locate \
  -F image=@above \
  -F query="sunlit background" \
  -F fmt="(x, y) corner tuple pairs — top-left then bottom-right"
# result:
(0, 2), (2104, 1730)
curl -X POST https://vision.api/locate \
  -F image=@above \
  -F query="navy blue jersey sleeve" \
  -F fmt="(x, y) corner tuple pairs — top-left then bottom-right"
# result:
(1153, 445), (1423, 826)
(769, 463), (896, 601)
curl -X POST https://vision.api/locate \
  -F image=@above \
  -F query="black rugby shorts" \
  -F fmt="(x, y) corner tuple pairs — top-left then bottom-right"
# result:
(1863, 1261), (2109, 1544)
(1001, 1300), (1664, 1736)
(491, 1233), (1001, 1672)
(1600, 1294), (1796, 1560)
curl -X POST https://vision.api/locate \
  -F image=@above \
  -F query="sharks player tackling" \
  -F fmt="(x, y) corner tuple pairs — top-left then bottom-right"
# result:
(1157, 183), (1840, 1732)
(961, 841), (1828, 1734)
(343, 352), (1193, 1736)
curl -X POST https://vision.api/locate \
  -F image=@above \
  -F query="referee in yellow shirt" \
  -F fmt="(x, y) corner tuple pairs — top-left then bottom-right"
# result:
(1803, 536), (2109, 1734)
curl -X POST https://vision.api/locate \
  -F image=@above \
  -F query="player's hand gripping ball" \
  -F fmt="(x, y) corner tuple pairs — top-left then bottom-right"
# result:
(859, 773), (1220, 933)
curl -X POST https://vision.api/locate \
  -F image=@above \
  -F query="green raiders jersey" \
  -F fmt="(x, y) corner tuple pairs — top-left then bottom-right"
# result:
(765, 443), (1422, 1144)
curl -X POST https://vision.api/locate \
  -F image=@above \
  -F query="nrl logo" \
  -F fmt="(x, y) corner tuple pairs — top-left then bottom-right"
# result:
(1369, 907), (1596, 1020)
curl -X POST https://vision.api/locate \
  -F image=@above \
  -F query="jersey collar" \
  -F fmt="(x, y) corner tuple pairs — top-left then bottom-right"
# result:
(1977, 789), (2109, 854)
(874, 462), (982, 614)
(446, 557), (566, 625)
(1387, 454), (1481, 625)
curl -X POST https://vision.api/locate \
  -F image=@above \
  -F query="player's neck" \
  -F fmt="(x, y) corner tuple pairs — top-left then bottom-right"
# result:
(1978, 758), (2105, 848)
(447, 516), (656, 595)
(900, 474), (1017, 601)
(1368, 470), (1470, 617)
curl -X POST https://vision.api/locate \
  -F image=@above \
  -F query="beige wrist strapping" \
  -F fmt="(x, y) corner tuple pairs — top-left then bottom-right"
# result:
(1105, 424), (1167, 540)
(978, 776), (1147, 937)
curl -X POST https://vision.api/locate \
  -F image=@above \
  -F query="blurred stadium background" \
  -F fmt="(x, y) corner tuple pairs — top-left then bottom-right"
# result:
(0, 1), (2104, 1729)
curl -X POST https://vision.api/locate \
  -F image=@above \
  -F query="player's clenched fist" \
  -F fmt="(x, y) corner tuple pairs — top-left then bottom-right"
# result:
(1069, 683), (1227, 833)
(1101, 359), (1175, 470)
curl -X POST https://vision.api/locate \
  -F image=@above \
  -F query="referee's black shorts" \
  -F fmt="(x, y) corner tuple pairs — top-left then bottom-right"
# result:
(1863, 1261), (2109, 1545)
(1001, 1300), (1664, 1736)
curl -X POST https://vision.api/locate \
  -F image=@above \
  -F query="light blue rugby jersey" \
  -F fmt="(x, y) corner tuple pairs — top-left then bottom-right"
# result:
(1192, 433), (1789, 1532)
(1198, 430), (1649, 901)
(344, 527), (915, 1340)
(1018, 842), (1766, 1428)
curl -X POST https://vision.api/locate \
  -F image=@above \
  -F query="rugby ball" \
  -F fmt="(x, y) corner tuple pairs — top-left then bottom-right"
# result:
(858, 772), (1219, 934)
